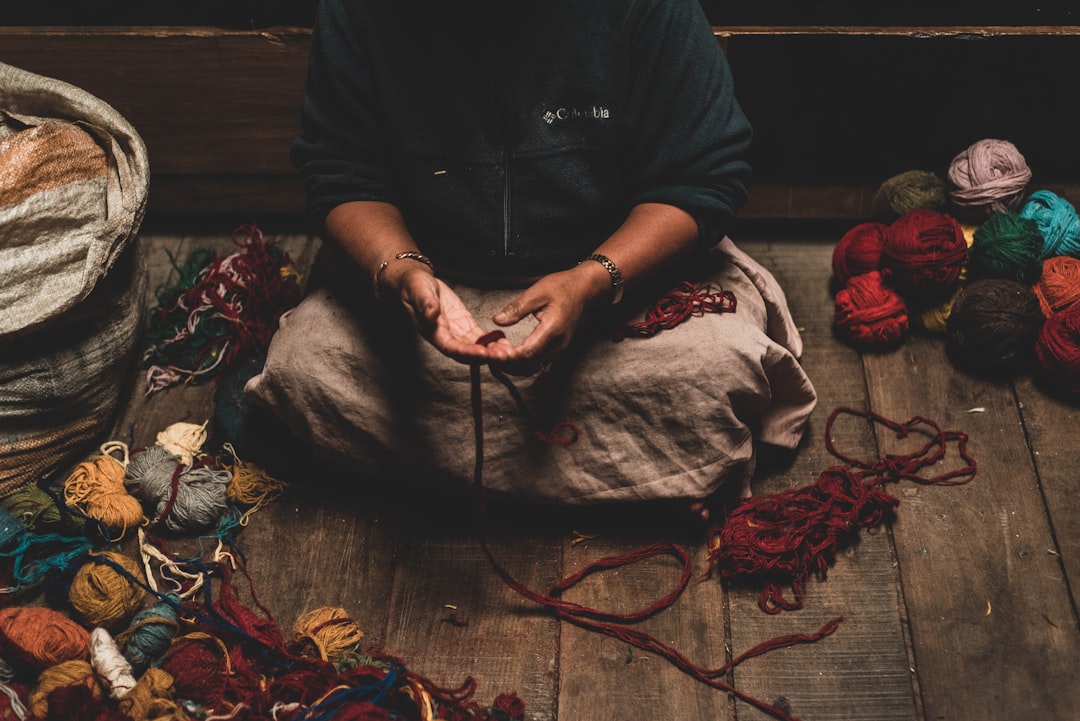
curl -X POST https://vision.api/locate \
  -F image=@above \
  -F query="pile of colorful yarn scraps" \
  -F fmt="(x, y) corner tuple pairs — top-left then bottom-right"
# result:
(0, 460), (524, 721)
(58, 420), (285, 542)
(142, 223), (303, 394)
(830, 137), (1080, 395)
(0, 530), (526, 721)
(706, 407), (976, 614)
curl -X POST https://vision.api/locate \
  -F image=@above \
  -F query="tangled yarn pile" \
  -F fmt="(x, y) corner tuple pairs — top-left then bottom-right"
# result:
(0, 421), (524, 721)
(830, 138), (1080, 396)
(142, 224), (303, 394)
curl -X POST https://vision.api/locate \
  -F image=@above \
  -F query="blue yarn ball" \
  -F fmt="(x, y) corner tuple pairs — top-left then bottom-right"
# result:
(1019, 189), (1080, 260)
(121, 595), (181, 674)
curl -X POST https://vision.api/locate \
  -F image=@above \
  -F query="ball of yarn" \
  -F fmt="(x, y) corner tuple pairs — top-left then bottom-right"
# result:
(117, 667), (183, 721)
(126, 445), (231, 534)
(945, 279), (1045, 377)
(89, 627), (136, 700)
(881, 208), (967, 302)
(872, 169), (947, 222)
(919, 281), (965, 335)
(68, 551), (147, 629)
(159, 636), (234, 708)
(1034, 306), (1080, 397)
(0, 508), (22, 548)
(833, 271), (909, 348)
(292, 607), (365, 665)
(0, 606), (90, 671)
(968, 212), (1044, 284)
(0, 484), (82, 531)
(947, 138), (1032, 221)
(1033, 255), (1080, 317)
(28, 659), (102, 720)
(63, 452), (144, 538)
(114, 596), (180, 676)
(1019, 189), (1080, 260)
(155, 421), (208, 467)
(832, 222), (887, 284)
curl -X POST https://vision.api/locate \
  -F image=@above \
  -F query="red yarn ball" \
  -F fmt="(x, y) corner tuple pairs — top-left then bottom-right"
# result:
(881, 208), (968, 303)
(322, 701), (394, 721)
(37, 684), (129, 721)
(1035, 306), (1080, 397)
(832, 222), (887, 284)
(834, 271), (909, 348)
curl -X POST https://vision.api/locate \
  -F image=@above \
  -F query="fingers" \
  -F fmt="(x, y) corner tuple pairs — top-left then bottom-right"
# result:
(408, 278), (516, 364)
(493, 295), (538, 326)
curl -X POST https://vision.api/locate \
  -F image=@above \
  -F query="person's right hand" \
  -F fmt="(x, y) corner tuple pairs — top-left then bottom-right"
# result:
(389, 267), (515, 364)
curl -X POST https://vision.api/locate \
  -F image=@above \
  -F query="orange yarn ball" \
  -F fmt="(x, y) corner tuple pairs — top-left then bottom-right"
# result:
(1033, 255), (1080, 318)
(0, 606), (90, 671)
(63, 452), (144, 537)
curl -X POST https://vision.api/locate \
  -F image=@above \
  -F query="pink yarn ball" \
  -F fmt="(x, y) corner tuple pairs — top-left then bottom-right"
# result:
(947, 139), (1032, 221)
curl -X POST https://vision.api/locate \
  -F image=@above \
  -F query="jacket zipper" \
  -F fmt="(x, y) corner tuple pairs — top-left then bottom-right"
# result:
(492, 36), (511, 257)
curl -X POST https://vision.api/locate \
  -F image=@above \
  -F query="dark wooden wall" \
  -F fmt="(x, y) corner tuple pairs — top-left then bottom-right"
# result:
(2, 12), (1080, 221)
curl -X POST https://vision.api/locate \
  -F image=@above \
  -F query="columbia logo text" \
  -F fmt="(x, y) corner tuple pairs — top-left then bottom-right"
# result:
(542, 106), (611, 125)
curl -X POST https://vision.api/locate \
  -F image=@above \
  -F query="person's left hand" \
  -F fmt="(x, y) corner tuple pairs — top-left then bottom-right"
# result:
(491, 265), (609, 374)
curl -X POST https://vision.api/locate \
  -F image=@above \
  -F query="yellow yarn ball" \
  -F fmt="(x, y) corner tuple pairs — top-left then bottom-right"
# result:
(69, 551), (147, 629)
(919, 271), (967, 335)
(118, 667), (186, 721)
(221, 444), (286, 520)
(292, 606), (365, 663)
(29, 659), (102, 719)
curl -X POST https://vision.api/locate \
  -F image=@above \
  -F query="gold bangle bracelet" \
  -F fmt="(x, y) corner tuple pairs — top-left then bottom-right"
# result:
(373, 251), (434, 301)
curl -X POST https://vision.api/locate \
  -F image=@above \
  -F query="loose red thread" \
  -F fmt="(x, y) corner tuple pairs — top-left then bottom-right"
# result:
(615, 280), (736, 340)
(474, 331), (580, 445)
(469, 331), (840, 721)
(706, 406), (977, 614)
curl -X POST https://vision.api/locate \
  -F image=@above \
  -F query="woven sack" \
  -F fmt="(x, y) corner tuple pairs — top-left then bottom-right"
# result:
(0, 61), (150, 497)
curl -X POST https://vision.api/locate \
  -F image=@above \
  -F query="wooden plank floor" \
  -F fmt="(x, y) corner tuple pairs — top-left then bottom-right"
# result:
(109, 222), (1080, 721)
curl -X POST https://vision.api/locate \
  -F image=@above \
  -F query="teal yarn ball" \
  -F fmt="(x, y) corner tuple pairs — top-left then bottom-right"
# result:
(1019, 189), (1080, 260)
(968, 212), (1044, 284)
(120, 595), (180, 675)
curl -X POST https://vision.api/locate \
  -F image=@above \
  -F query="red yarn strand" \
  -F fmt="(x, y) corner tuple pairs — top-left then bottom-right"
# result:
(707, 406), (976, 614)
(615, 280), (736, 340)
(468, 335), (838, 721)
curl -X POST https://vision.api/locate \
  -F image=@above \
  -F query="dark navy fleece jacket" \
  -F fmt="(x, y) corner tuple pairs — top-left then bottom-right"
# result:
(292, 0), (753, 277)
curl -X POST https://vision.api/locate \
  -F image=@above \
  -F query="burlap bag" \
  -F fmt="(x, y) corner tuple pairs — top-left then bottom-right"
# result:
(0, 62), (150, 497)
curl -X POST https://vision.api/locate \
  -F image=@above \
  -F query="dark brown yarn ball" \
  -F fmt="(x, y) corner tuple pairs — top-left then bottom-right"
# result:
(881, 208), (968, 304)
(945, 278), (1045, 378)
(872, 169), (947, 223)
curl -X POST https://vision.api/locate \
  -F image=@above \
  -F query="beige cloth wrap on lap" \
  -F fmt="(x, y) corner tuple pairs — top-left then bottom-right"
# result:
(244, 237), (817, 503)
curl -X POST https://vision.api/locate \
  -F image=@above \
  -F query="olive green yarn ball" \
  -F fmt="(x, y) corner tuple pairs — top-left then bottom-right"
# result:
(873, 170), (948, 222)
